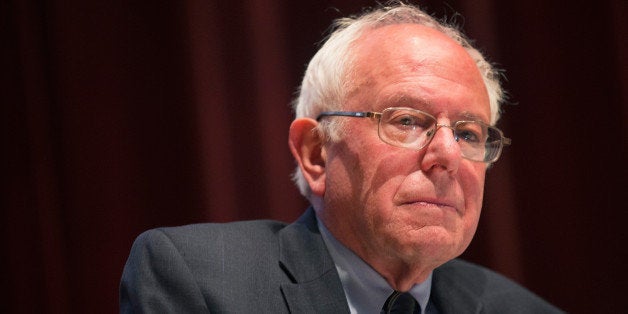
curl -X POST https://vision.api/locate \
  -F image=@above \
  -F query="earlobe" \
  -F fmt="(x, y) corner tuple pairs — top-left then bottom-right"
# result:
(288, 118), (326, 196)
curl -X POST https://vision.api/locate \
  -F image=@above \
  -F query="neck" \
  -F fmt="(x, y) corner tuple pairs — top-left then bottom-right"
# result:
(368, 258), (434, 292)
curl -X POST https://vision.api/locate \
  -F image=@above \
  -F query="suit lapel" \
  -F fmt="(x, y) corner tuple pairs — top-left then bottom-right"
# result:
(430, 260), (483, 314)
(277, 210), (487, 313)
(278, 208), (350, 313)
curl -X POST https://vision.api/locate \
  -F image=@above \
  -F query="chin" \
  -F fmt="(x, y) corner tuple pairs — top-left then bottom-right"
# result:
(395, 227), (466, 263)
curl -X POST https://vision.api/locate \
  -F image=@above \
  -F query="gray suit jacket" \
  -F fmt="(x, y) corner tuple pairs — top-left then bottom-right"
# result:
(120, 208), (563, 313)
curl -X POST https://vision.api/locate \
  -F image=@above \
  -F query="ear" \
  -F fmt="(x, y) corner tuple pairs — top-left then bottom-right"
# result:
(288, 118), (326, 196)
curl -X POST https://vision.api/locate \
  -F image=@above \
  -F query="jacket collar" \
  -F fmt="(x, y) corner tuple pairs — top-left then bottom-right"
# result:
(277, 209), (486, 313)
(430, 260), (484, 313)
(278, 207), (350, 313)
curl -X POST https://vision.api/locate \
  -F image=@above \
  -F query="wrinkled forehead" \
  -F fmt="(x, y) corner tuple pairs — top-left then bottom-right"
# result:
(350, 24), (483, 84)
(345, 24), (490, 118)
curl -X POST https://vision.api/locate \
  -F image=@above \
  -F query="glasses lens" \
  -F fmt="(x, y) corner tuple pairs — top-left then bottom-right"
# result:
(455, 122), (505, 162)
(378, 108), (436, 149)
(482, 126), (505, 162)
(455, 121), (488, 161)
(377, 108), (506, 163)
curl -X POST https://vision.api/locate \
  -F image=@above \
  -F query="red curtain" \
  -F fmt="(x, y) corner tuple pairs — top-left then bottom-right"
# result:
(3, 0), (626, 313)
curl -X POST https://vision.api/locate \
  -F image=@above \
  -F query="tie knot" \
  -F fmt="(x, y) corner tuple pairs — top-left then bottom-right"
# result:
(381, 291), (421, 314)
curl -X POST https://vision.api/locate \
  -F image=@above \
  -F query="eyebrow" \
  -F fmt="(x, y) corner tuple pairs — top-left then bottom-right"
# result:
(381, 96), (489, 122)
(458, 111), (488, 123)
(378, 94), (430, 110)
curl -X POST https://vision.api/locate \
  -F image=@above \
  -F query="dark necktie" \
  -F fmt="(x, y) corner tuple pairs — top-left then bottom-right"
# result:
(381, 291), (421, 314)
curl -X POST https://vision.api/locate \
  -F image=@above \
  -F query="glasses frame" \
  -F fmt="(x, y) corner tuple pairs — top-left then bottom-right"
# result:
(316, 107), (511, 163)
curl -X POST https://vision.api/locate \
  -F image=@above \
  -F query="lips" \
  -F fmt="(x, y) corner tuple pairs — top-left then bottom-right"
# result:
(411, 200), (453, 207)
(398, 198), (459, 212)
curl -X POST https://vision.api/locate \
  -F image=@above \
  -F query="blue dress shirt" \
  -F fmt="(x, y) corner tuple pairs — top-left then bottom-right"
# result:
(318, 219), (435, 314)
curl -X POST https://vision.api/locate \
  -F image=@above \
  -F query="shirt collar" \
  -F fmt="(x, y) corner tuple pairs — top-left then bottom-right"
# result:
(318, 218), (432, 314)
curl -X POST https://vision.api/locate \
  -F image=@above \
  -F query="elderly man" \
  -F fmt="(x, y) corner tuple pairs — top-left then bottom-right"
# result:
(121, 3), (562, 313)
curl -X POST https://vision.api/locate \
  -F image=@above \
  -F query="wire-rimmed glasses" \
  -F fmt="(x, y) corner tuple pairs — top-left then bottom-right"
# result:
(316, 107), (511, 163)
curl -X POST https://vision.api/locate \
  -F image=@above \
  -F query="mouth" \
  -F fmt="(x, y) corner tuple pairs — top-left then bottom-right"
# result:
(400, 199), (458, 212)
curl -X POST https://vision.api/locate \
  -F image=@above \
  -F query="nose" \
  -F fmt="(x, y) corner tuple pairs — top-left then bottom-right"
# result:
(420, 123), (461, 174)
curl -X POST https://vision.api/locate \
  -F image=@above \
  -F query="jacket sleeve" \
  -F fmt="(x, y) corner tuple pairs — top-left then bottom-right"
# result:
(119, 229), (210, 313)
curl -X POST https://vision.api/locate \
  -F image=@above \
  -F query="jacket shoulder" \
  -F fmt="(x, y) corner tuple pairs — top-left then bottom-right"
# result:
(155, 219), (287, 247)
(121, 219), (294, 313)
(144, 220), (289, 267)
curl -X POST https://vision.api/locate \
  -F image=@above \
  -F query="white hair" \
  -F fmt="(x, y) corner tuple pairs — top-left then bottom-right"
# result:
(291, 2), (505, 198)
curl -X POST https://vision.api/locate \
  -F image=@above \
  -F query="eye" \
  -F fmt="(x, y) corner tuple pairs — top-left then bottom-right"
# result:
(398, 115), (418, 126)
(389, 113), (431, 129)
(458, 130), (480, 143)
(455, 122), (485, 144)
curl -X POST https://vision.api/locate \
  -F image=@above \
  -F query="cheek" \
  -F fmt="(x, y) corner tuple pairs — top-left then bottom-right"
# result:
(322, 136), (388, 217)
(337, 134), (404, 202)
(360, 153), (421, 229)
(343, 144), (409, 227)
(460, 164), (486, 237)
(464, 164), (486, 209)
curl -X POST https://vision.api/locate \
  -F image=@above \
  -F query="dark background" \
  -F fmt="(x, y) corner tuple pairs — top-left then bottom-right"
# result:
(2, 0), (626, 313)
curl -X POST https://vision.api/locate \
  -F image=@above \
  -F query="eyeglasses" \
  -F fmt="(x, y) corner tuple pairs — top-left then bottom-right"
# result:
(316, 107), (511, 163)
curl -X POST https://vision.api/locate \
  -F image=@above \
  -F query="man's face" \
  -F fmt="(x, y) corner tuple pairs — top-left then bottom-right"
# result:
(318, 24), (491, 273)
